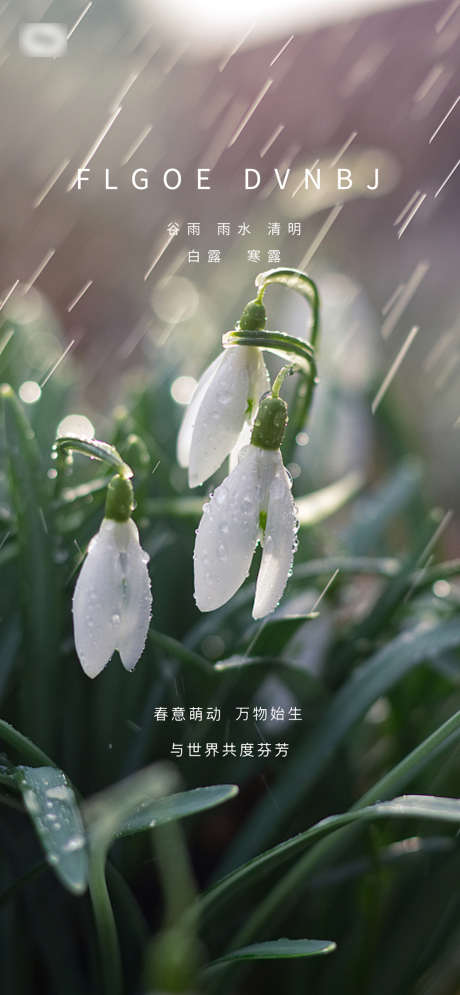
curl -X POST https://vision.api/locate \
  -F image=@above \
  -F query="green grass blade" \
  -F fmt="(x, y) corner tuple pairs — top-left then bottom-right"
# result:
(199, 791), (460, 925)
(116, 785), (239, 839)
(220, 618), (460, 870)
(225, 712), (460, 950)
(1, 385), (60, 750)
(0, 718), (57, 768)
(208, 938), (337, 967)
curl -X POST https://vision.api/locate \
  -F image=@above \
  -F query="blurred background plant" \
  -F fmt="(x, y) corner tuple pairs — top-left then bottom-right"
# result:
(0, 0), (460, 992)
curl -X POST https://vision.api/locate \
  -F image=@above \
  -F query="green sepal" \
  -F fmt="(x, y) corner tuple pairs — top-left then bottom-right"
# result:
(104, 474), (134, 522)
(238, 297), (266, 331)
(251, 396), (288, 450)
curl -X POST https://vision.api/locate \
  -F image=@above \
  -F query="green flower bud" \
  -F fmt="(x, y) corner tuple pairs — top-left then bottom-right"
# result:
(251, 395), (288, 450)
(104, 473), (134, 522)
(238, 297), (266, 331)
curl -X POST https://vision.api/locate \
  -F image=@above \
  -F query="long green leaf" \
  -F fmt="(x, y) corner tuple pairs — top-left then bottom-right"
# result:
(15, 765), (88, 895)
(1, 385), (60, 750)
(227, 713), (460, 950)
(209, 938), (337, 966)
(220, 618), (460, 870)
(0, 718), (57, 768)
(345, 459), (422, 554)
(199, 791), (460, 924)
(117, 785), (238, 839)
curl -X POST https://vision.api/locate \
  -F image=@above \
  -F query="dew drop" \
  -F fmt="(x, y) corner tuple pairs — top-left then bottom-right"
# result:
(63, 834), (85, 852)
(46, 785), (71, 801)
(24, 790), (39, 814)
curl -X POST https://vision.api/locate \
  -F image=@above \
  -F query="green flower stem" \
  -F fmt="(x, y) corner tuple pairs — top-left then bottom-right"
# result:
(271, 364), (295, 399)
(223, 329), (316, 378)
(88, 847), (123, 995)
(53, 437), (133, 480)
(154, 820), (197, 929)
(255, 268), (320, 353)
(145, 821), (202, 993)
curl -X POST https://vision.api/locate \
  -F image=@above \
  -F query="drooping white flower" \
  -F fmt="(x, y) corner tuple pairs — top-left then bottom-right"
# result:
(194, 394), (298, 619)
(73, 490), (152, 678)
(177, 345), (269, 488)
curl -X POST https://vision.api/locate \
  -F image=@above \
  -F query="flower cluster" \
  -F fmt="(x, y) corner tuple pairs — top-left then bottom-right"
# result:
(69, 269), (317, 677)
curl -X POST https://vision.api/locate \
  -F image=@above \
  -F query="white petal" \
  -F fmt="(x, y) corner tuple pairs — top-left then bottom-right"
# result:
(72, 519), (152, 677)
(188, 346), (260, 488)
(229, 420), (252, 473)
(72, 519), (123, 678)
(194, 446), (262, 611)
(177, 354), (223, 469)
(116, 519), (152, 672)
(250, 350), (270, 411)
(253, 453), (298, 619)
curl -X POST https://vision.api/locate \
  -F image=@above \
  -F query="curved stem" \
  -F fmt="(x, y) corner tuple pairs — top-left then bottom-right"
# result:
(88, 848), (123, 995)
(223, 330), (316, 380)
(271, 365), (295, 399)
(53, 437), (133, 480)
(255, 268), (320, 354)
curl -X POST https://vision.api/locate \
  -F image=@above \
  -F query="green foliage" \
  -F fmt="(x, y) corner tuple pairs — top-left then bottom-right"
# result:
(0, 296), (460, 995)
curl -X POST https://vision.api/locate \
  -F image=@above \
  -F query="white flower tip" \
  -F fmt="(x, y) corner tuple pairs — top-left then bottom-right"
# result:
(119, 647), (144, 672)
(188, 468), (203, 488)
(194, 588), (224, 613)
(252, 604), (274, 621)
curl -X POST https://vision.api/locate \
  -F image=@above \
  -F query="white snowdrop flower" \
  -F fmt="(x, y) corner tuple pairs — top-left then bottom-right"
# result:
(177, 345), (269, 488)
(194, 393), (298, 619)
(72, 475), (152, 678)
